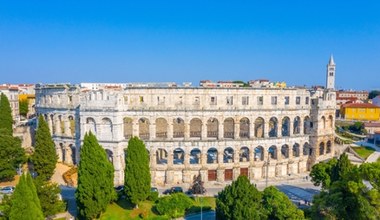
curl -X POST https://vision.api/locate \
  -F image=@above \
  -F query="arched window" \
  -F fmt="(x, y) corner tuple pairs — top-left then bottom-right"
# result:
(269, 117), (278, 137)
(224, 118), (234, 138)
(189, 118), (202, 138)
(281, 117), (290, 137)
(239, 118), (250, 138)
(254, 117), (265, 138)
(156, 118), (168, 139)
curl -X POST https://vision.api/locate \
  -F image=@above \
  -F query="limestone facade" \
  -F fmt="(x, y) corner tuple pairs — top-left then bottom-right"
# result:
(35, 81), (336, 186)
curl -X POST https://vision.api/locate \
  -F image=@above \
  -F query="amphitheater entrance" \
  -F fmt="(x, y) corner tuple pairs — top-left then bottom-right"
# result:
(208, 170), (217, 181)
(225, 169), (233, 181)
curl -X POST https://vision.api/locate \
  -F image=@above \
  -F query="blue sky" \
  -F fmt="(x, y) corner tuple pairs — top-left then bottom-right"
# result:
(0, 1), (379, 90)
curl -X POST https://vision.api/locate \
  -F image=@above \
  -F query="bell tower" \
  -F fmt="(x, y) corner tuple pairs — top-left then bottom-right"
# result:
(326, 55), (336, 90)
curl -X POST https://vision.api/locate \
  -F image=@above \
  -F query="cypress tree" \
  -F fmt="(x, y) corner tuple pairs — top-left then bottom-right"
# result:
(32, 115), (57, 180)
(124, 136), (151, 206)
(0, 93), (13, 135)
(0, 134), (25, 181)
(76, 132), (116, 219)
(9, 173), (44, 220)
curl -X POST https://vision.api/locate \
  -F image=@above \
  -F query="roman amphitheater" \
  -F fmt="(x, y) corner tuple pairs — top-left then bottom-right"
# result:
(35, 60), (337, 186)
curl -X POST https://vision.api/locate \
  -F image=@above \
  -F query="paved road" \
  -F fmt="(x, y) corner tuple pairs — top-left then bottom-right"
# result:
(60, 185), (77, 218)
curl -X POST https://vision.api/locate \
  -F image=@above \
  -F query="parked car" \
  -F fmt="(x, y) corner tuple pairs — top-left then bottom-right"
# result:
(114, 185), (124, 193)
(163, 186), (184, 195)
(0, 186), (15, 194)
(151, 187), (158, 193)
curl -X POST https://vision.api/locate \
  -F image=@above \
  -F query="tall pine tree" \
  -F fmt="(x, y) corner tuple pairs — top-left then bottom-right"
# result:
(32, 115), (57, 180)
(76, 132), (116, 219)
(9, 173), (44, 220)
(124, 136), (151, 206)
(0, 93), (13, 136)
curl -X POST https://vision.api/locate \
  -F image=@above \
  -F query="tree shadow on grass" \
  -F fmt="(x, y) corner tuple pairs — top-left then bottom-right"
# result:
(115, 198), (135, 210)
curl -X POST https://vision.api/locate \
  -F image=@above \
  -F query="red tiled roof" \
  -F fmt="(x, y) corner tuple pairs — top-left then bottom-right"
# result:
(341, 103), (380, 108)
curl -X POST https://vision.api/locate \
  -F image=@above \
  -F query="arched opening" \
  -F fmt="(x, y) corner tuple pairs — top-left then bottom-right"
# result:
(254, 117), (265, 138)
(101, 118), (112, 139)
(304, 116), (311, 134)
(105, 149), (113, 164)
(239, 147), (249, 162)
(254, 146), (264, 161)
(189, 118), (202, 138)
(207, 118), (218, 138)
(123, 117), (133, 139)
(321, 116), (326, 129)
(173, 148), (185, 165)
(223, 147), (234, 163)
(139, 118), (150, 140)
(269, 146), (277, 159)
(207, 148), (218, 164)
(281, 117), (290, 137)
(224, 118), (234, 139)
(281, 144), (289, 159)
(293, 143), (300, 157)
(156, 118), (168, 139)
(239, 118), (250, 138)
(319, 142), (325, 155)
(293, 116), (301, 135)
(173, 118), (185, 138)
(190, 148), (201, 164)
(86, 117), (96, 134)
(326, 141), (332, 154)
(156, 148), (168, 164)
(269, 117), (278, 137)
(303, 142), (312, 156)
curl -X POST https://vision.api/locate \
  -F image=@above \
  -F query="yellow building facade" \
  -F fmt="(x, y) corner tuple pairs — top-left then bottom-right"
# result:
(341, 103), (380, 121)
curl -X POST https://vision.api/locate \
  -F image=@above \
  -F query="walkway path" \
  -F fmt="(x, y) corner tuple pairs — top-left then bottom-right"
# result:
(52, 163), (72, 185)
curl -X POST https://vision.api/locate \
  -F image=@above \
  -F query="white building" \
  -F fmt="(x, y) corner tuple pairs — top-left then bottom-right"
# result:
(35, 58), (337, 186)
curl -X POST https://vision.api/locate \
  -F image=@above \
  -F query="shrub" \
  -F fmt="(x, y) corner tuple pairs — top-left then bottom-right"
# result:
(148, 191), (159, 202)
(155, 193), (193, 218)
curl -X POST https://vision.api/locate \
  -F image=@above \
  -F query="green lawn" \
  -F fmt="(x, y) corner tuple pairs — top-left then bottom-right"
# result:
(352, 146), (375, 159)
(100, 196), (216, 220)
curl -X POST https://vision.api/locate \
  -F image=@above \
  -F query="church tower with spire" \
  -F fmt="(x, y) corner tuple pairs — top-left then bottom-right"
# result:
(326, 55), (336, 89)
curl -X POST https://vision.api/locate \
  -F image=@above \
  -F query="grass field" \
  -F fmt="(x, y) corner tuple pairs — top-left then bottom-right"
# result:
(352, 146), (375, 159)
(100, 196), (216, 220)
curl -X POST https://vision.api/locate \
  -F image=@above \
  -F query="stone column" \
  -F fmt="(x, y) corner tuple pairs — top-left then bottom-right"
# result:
(218, 122), (224, 140)
(277, 124), (282, 138)
(218, 151), (224, 165)
(201, 122), (207, 140)
(150, 152), (157, 169)
(234, 147), (240, 164)
(249, 148), (255, 165)
(56, 147), (63, 162)
(263, 121), (269, 138)
(55, 119), (61, 136)
(289, 121), (294, 136)
(167, 122), (173, 139)
(149, 123), (156, 140)
(234, 122), (240, 139)
(133, 121), (139, 137)
(48, 117), (53, 135)
(184, 151), (190, 168)
(201, 152), (207, 167)
(249, 121), (255, 139)
(299, 119), (303, 135)
(184, 122), (190, 139)
(199, 169), (207, 183)
(168, 152), (174, 166)
(64, 119), (71, 137)
(65, 146), (73, 165)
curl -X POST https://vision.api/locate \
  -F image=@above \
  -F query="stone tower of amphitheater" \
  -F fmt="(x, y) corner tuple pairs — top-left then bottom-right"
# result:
(35, 58), (336, 185)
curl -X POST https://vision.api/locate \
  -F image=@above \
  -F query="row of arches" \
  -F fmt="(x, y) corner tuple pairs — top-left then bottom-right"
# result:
(152, 141), (332, 165)
(43, 114), (76, 137)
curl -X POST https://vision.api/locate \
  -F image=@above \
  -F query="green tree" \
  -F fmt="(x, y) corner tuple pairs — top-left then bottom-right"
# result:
(155, 193), (193, 218)
(310, 154), (380, 219)
(0, 93), (13, 135)
(262, 186), (304, 220)
(9, 173), (44, 220)
(124, 136), (151, 206)
(369, 90), (380, 99)
(0, 134), (25, 181)
(216, 175), (265, 220)
(310, 158), (337, 189)
(76, 132), (116, 219)
(32, 115), (57, 180)
(34, 178), (65, 217)
(19, 98), (29, 117)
